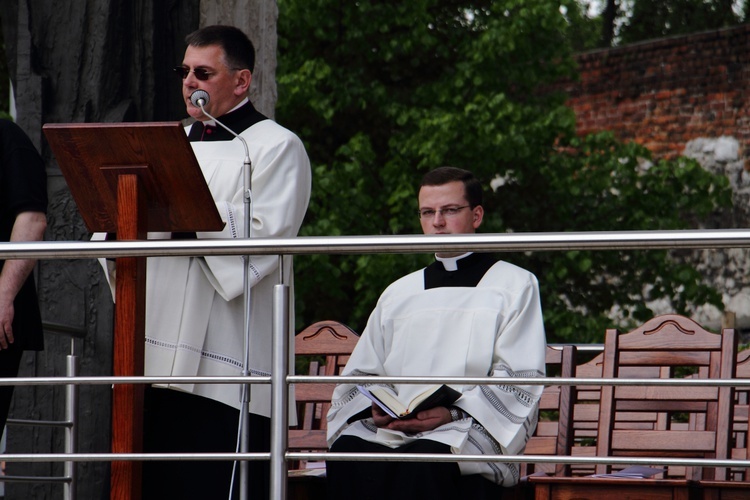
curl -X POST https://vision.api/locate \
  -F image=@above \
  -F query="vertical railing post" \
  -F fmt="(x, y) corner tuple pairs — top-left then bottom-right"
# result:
(238, 142), (254, 500)
(65, 338), (79, 500)
(270, 283), (290, 500)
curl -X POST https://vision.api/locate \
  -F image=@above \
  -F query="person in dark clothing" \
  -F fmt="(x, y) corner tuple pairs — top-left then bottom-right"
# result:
(0, 119), (48, 440)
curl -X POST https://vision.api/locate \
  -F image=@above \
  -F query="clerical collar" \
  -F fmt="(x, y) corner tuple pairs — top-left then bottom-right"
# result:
(201, 98), (248, 127)
(435, 252), (473, 271)
(424, 252), (498, 289)
(187, 99), (267, 142)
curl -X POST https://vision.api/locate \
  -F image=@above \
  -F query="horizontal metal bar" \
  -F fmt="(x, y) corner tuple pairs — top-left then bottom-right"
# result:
(1, 453), (269, 463)
(551, 343), (604, 352)
(290, 375), (750, 387)
(42, 321), (87, 339)
(0, 475), (71, 484)
(304, 453), (750, 469)
(0, 452), (747, 469)
(6, 418), (73, 428)
(0, 376), (271, 386)
(1, 229), (750, 260)
(3, 375), (750, 387)
(0, 375), (748, 387)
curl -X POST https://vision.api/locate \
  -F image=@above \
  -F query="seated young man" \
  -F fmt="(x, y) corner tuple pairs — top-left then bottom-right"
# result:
(326, 167), (546, 500)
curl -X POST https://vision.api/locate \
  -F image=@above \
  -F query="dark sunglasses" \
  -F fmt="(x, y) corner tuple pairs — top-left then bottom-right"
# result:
(173, 66), (212, 81)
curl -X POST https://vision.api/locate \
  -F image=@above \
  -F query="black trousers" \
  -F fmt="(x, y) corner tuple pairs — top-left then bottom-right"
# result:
(326, 435), (505, 500)
(142, 386), (270, 500)
(0, 345), (23, 441)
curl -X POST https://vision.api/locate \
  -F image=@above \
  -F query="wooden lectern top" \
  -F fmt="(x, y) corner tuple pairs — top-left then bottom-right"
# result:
(43, 121), (224, 234)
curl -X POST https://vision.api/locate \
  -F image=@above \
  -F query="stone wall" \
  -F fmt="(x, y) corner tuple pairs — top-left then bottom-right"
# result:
(561, 24), (750, 333)
(563, 24), (750, 163)
(683, 136), (750, 332)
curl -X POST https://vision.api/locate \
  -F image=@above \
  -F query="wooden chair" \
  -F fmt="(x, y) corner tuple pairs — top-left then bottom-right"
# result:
(567, 352), (605, 477)
(728, 348), (750, 481)
(684, 349), (750, 496)
(686, 347), (750, 484)
(569, 351), (663, 477)
(521, 344), (577, 477)
(595, 314), (738, 481)
(289, 320), (360, 469)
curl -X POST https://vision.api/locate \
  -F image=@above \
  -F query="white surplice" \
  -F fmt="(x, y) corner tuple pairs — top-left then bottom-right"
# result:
(327, 259), (546, 485)
(97, 118), (311, 418)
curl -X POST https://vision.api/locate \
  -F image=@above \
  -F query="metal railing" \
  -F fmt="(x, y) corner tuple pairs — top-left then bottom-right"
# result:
(3, 323), (84, 500)
(1, 228), (750, 499)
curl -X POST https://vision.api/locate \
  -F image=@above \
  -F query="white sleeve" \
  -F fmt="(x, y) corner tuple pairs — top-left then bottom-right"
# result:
(455, 275), (547, 452)
(326, 298), (388, 445)
(91, 232), (116, 300)
(197, 126), (312, 301)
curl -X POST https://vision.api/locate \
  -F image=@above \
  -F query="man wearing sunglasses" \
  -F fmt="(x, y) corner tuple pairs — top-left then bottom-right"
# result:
(131, 24), (309, 499)
(326, 167), (546, 500)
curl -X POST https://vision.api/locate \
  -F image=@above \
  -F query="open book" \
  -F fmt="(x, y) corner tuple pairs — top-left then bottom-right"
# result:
(357, 384), (461, 420)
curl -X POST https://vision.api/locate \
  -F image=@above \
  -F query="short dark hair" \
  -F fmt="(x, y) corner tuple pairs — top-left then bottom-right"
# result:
(185, 25), (255, 72)
(420, 167), (483, 207)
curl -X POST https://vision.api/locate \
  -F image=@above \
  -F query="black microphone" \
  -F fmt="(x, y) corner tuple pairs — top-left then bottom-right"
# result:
(190, 89), (209, 108)
(189, 90), (250, 163)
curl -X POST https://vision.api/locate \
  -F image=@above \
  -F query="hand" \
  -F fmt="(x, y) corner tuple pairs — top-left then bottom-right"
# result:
(385, 406), (452, 434)
(0, 298), (14, 350)
(0, 210), (46, 350)
(372, 402), (395, 428)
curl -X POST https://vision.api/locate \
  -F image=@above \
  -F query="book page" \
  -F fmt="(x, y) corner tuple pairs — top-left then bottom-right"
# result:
(357, 384), (460, 419)
(357, 385), (402, 418)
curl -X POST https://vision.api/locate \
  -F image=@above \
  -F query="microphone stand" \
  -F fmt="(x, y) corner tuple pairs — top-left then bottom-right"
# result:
(194, 94), (254, 499)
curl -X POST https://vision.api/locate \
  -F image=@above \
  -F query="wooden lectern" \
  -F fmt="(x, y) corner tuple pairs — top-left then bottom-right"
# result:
(43, 123), (224, 500)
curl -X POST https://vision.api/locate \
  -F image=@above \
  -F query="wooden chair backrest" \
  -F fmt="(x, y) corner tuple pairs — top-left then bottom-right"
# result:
(730, 348), (750, 480)
(570, 351), (663, 476)
(522, 344), (577, 477)
(289, 321), (360, 463)
(595, 314), (737, 481)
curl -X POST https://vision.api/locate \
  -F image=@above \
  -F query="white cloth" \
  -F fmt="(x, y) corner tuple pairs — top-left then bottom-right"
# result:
(96, 118), (311, 418)
(327, 258), (546, 485)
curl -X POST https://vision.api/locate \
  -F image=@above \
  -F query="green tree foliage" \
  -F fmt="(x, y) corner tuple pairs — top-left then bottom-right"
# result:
(560, 1), (604, 50)
(588, 0), (747, 47)
(600, 0), (618, 46)
(620, 0), (744, 44)
(276, 0), (732, 342)
(521, 132), (731, 341)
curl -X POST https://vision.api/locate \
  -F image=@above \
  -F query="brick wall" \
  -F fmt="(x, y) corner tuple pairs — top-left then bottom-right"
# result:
(563, 24), (750, 162)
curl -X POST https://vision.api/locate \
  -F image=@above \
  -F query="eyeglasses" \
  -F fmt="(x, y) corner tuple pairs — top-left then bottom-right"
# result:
(173, 66), (213, 81)
(417, 206), (470, 219)
(173, 65), (245, 81)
